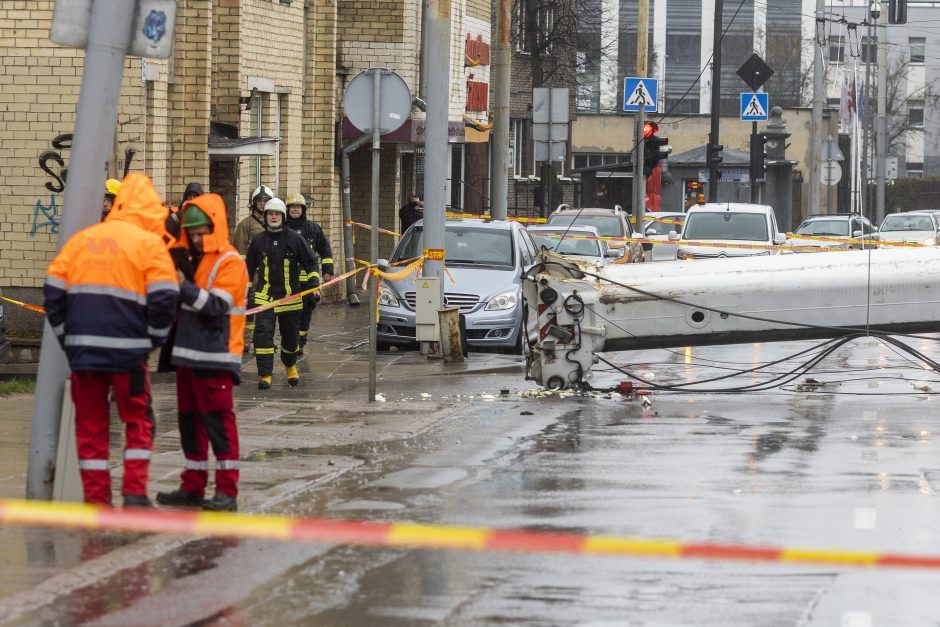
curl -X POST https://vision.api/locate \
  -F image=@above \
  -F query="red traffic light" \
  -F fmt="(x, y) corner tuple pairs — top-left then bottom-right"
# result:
(643, 121), (659, 139)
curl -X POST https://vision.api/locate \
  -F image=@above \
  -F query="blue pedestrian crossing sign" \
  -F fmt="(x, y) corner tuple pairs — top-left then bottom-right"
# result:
(740, 92), (769, 121)
(623, 77), (658, 113)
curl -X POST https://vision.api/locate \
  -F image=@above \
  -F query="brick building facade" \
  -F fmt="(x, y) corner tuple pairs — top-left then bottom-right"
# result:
(0, 1), (498, 332)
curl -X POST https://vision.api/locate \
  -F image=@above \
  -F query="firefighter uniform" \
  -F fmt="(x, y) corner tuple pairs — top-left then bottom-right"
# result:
(157, 195), (249, 512)
(285, 193), (334, 353)
(246, 198), (317, 388)
(44, 172), (179, 507)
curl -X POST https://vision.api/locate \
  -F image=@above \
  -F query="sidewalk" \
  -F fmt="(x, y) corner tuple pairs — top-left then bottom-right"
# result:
(0, 302), (530, 607)
(0, 301), (526, 506)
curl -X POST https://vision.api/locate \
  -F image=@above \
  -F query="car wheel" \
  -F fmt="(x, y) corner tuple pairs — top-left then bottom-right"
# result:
(376, 340), (392, 352)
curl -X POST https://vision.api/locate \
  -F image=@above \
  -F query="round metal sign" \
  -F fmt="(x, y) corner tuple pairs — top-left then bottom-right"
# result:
(343, 68), (412, 135)
(821, 161), (842, 186)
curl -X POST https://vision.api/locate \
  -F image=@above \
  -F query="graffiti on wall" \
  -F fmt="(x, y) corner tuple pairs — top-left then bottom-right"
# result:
(30, 195), (59, 237)
(32, 133), (72, 238)
(38, 133), (72, 193)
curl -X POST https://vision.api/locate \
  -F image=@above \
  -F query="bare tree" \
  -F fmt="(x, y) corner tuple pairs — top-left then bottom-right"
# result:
(883, 56), (940, 156)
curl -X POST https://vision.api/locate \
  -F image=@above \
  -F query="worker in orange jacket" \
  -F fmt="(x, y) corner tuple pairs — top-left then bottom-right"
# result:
(44, 172), (179, 508)
(157, 194), (249, 512)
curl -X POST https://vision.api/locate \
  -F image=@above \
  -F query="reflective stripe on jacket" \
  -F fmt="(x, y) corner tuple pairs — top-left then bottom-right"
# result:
(245, 228), (317, 314)
(170, 194), (249, 381)
(43, 173), (179, 371)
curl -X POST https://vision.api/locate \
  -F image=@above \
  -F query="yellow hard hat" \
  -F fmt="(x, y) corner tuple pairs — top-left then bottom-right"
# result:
(105, 178), (122, 197)
(286, 192), (306, 208)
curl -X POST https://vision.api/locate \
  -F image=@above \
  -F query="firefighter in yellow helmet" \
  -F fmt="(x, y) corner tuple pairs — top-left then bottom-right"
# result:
(285, 192), (334, 356)
(102, 178), (122, 221)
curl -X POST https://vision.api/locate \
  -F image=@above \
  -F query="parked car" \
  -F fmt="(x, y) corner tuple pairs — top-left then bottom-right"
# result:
(376, 219), (537, 353)
(877, 211), (940, 246)
(527, 225), (619, 267)
(785, 213), (878, 251)
(675, 203), (785, 260)
(545, 206), (645, 263)
(643, 211), (686, 261)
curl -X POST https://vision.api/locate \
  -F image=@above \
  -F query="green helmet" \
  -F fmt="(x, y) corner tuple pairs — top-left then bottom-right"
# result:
(182, 205), (212, 229)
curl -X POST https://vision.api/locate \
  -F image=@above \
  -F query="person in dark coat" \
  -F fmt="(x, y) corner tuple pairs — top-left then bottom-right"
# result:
(165, 182), (205, 242)
(399, 195), (424, 233)
(285, 192), (334, 355)
(245, 198), (317, 390)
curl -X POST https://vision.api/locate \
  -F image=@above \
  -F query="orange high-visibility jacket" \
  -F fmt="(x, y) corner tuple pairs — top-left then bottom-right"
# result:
(169, 193), (249, 381)
(44, 173), (180, 371)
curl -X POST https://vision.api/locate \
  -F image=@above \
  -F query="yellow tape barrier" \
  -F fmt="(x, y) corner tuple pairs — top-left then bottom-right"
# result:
(2, 499), (940, 570)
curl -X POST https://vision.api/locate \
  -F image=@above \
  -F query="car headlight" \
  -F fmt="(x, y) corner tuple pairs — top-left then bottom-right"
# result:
(485, 290), (518, 311)
(923, 237), (938, 246)
(378, 285), (400, 307)
(676, 249), (693, 260)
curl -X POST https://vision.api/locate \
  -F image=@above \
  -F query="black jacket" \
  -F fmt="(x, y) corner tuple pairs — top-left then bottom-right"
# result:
(399, 202), (423, 233)
(287, 210), (334, 277)
(245, 228), (317, 313)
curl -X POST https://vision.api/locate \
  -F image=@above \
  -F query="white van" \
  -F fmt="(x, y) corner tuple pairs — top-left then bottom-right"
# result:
(675, 203), (785, 260)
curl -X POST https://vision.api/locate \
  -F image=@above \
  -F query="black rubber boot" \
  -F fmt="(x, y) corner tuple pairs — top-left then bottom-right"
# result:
(156, 489), (204, 508)
(202, 493), (238, 512)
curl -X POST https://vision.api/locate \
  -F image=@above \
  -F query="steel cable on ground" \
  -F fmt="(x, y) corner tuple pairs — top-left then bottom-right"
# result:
(586, 305), (865, 384)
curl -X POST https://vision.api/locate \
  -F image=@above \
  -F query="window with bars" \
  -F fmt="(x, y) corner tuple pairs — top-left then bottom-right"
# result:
(515, 1), (529, 52)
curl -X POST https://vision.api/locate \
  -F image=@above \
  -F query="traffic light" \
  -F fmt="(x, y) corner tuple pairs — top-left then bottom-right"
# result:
(707, 143), (724, 165)
(750, 133), (768, 183)
(888, 0), (907, 24)
(642, 121), (671, 177)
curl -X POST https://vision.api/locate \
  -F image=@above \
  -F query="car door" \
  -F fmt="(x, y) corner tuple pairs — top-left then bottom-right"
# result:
(514, 226), (540, 346)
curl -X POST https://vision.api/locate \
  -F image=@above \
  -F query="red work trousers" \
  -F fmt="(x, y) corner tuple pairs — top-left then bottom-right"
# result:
(176, 367), (239, 497)
(71, 363), (154, 506)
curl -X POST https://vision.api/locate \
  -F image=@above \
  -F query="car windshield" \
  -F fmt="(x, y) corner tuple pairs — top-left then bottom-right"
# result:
(881, 214), (936, 232)
(391, 226), (514, 267)
(682, 212), (769, 241)
(644, 216), (684, 235)
(547, 214), (627, 237)
(795, 219), (850, 237)
(530, 231), (602, 257)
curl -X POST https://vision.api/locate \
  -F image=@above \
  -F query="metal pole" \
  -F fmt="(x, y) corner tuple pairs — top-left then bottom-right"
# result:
(750, 120), (759, 203)
(633, 105), (646, 224)
(875, 20), (887, 223)
(635, 0), (649, 226)
(27, 0), (136, 500)
(341, 135), (370, 307)
(862, 20), (874, 218)
(707, 0), (723, 202)
(490, 0), (511, 221)
(808, 0), (825, 214)
(422, 1), (450, 298)
(368, 71), (382, 401)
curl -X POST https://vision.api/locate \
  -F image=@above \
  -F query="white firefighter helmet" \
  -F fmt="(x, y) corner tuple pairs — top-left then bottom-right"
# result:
(264, 197), (288, 216)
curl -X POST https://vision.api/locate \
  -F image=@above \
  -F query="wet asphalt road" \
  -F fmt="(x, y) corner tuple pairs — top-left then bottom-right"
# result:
(9, 337), (940, 626)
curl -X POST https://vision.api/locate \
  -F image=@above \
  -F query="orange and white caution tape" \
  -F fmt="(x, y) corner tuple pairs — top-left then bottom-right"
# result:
(2, 499), (940, 570)
(1, 296), (44, 315)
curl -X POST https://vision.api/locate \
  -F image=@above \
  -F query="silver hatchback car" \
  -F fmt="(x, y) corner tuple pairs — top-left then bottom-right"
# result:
(377, 219), (538, 352)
